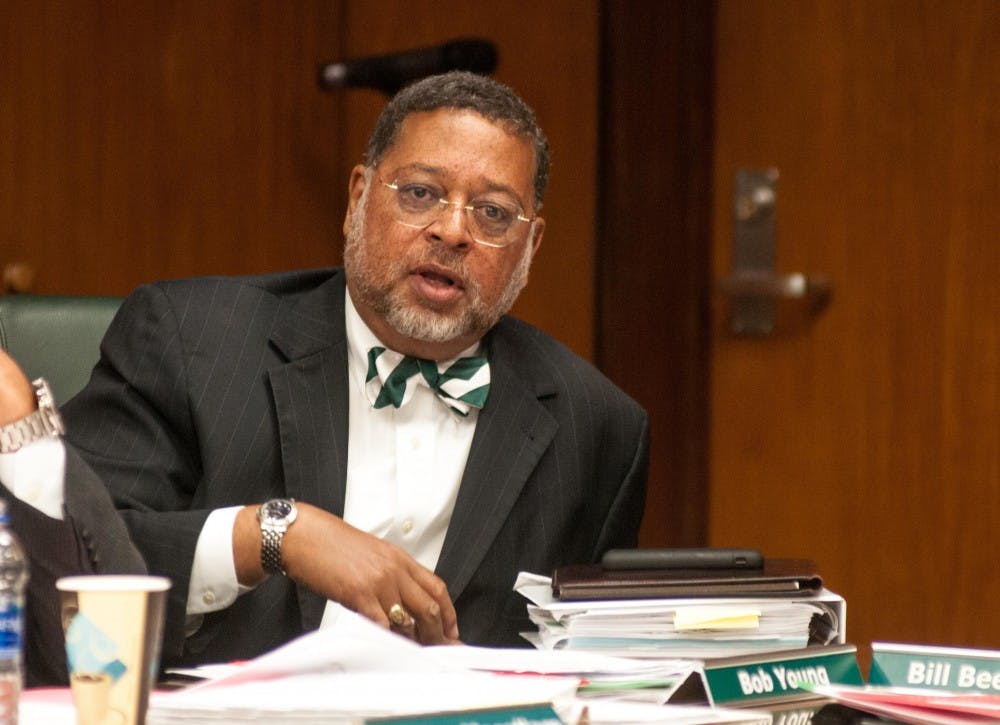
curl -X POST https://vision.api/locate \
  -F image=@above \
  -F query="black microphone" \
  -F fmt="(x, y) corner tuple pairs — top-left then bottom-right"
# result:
(317, 38), (498, 95)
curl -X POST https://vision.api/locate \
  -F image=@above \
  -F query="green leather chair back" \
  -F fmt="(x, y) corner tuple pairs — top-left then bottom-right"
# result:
(0, 295), (122, 404)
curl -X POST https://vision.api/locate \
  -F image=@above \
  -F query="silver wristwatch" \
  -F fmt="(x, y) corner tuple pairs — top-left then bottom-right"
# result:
(0, 378), (65, 453)
(257, 498), (298, 575)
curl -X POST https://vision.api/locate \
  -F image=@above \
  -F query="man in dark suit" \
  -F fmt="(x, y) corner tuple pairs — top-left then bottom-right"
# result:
(3, 72), (648, 668)
(0, 350), (146, 686)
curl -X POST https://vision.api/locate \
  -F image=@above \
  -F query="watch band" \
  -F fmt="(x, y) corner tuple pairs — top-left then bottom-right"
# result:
(260, 526), (285, 575)
(0, 378), (65, 454)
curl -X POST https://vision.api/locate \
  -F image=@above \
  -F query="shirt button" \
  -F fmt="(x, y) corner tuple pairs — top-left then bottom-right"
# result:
(402, 519), (414, 534)
(202, 590), (217, 606)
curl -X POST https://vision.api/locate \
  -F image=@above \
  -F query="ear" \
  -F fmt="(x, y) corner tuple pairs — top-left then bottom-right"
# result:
(528, 216), (545, 260)
(343, 164), (369, 236)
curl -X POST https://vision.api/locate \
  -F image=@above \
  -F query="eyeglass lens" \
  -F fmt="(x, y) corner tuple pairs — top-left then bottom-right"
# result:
(382, 179), (532, 247)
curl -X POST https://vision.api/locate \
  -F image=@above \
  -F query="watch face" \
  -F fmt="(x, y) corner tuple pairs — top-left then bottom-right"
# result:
(261, 498), (297, 525)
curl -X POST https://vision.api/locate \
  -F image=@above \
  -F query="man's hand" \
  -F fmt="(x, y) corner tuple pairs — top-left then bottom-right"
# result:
(233, 501), (460, 645)
(0, 349), (36, 426)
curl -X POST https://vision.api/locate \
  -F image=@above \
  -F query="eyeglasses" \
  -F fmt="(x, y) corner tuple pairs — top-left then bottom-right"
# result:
(378, 177), (536, 248)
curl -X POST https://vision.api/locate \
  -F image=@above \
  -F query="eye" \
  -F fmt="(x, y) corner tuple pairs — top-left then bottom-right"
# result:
(474, 201), (515, 225)
(396, 182), (442, 209)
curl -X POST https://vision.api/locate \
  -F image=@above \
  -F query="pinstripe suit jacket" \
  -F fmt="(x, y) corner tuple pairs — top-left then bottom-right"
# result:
(62, 268), (648, 667)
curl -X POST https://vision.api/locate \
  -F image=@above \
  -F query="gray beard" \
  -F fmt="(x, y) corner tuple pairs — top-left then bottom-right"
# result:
(343, 184), (533, 344)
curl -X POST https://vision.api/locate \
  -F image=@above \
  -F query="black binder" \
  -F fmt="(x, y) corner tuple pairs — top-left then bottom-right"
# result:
(552, 558), (823, 601)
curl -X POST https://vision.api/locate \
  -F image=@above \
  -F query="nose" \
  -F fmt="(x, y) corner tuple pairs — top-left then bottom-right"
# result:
(425, 200), (473, 249)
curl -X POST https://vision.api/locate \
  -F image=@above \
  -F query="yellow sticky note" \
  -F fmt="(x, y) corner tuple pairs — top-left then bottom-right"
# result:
(674, 607), (761, 631)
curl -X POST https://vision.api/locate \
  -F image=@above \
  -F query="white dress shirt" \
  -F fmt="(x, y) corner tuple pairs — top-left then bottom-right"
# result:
(0, 437), (66, 520)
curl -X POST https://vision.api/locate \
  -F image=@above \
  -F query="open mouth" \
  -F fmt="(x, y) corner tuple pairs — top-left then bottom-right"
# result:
(413, 265), (464, 289)
(409, 264), (466, 306)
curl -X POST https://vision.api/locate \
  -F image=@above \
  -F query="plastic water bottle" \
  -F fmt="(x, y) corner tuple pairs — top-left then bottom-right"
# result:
(0, 499), (28, 725)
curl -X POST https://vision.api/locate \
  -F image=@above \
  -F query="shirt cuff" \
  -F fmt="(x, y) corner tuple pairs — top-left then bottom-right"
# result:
(0, 437), (66, 520)
(187, 505), (244, 615)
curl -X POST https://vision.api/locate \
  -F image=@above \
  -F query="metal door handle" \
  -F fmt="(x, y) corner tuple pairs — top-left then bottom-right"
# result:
(720, 270), (831, 301)
(721, 169), (831, 335)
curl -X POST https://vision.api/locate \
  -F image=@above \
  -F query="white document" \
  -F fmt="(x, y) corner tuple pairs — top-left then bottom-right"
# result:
(149, 609), (578, 723)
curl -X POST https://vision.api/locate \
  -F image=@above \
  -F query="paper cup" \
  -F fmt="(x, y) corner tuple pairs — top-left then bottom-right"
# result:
(56, 575), (171, 725)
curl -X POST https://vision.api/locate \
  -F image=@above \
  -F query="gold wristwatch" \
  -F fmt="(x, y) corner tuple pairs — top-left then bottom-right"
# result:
(0, 378), (65, 453)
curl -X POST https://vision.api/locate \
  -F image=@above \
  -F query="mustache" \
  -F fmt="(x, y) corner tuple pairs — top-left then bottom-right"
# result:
(404, 246), (479, 296)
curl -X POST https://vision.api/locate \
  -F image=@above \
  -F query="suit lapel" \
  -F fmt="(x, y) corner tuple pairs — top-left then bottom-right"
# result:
(435, 328), (558, 601)
(266, 272), (350, 629)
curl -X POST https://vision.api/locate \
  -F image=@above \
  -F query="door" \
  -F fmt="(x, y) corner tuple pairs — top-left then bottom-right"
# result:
(709, 1), (999, 668)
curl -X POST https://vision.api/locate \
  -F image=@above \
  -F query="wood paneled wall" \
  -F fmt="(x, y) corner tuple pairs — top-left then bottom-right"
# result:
(1, 2), (344, 290)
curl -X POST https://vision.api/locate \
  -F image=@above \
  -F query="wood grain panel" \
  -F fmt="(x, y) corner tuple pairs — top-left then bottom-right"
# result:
(1, 1), (345, 294)
(709, 0), (999, 667)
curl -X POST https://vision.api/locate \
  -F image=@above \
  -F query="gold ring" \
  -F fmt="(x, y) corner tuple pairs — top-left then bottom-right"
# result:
(388, 603), (409, 627)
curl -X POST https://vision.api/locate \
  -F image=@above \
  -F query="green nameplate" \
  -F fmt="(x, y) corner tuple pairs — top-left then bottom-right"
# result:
(369, 704), (563, 725)
(870, 641), (1000, 693)
(703, 645), (863, 706)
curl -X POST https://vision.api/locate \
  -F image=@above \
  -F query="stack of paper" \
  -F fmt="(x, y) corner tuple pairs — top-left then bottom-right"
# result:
(425, 643), (701, 706)
(516, 573), (843, 660)
(149, 612), (577, 724)
(150, 671), (575, 724)
(148, 609), (775, 724)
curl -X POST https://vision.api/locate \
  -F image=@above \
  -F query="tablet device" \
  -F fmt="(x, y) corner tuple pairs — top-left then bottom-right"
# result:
(601, 547), (764, 570)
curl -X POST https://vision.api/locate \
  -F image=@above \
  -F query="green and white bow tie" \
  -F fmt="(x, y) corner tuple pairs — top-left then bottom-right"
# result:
(365, 347), (490, 417)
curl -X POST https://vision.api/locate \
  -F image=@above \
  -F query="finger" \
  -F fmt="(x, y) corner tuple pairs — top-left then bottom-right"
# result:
(408, 565), (459, 641)
(352, 594), (394, 630)
(395, 578), (444, 643)
(397, 572), (460, 645)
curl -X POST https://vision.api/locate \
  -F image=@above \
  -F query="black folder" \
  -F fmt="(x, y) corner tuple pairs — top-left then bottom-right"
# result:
(552, 558), (823, 601)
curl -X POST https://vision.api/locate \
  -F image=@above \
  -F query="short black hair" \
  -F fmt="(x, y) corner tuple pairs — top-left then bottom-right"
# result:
(365, 71), (550, 210)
